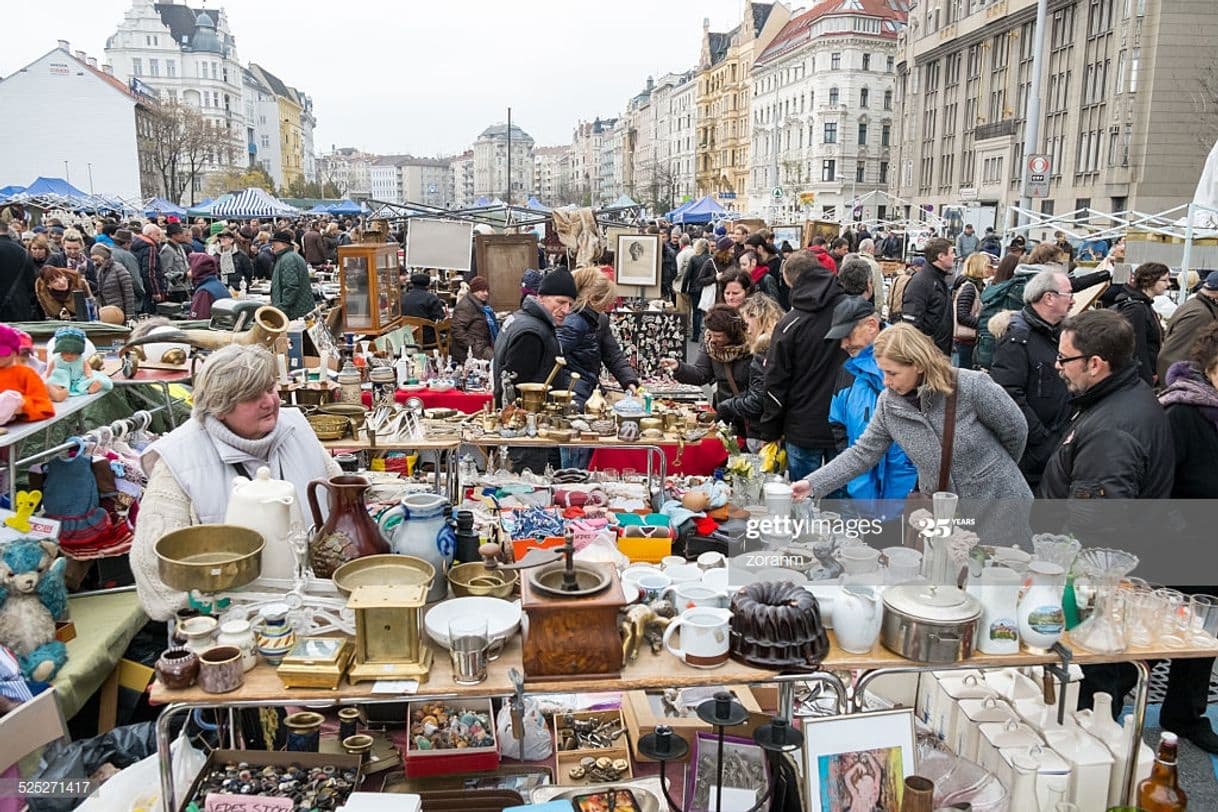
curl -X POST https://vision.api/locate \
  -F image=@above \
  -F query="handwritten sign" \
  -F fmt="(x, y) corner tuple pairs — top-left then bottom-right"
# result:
(204, 794), (294, 812)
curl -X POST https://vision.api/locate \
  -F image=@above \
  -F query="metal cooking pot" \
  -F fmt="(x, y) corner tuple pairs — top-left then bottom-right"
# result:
(880, 582), (981, 663)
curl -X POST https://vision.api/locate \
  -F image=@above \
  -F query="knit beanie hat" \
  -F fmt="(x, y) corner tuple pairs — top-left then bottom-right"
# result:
(0, 324), (21, 357)
(90, 242), (112, 258)
(53, 326), (86, 356)
(209, 221), (226, 237)
(715, 236), (734, 252)
(469, 277), (489, 293)
(538, 268), (578, 299)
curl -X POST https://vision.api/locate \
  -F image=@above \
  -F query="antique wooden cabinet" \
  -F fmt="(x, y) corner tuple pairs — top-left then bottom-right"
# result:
(338, 242), (403, 334)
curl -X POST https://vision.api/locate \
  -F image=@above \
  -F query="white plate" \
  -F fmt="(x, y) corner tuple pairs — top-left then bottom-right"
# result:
(424, 597), (521, 648)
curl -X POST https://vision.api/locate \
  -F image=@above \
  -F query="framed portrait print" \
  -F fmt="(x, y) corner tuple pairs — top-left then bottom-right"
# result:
(615, 234), (661, 287)
(685, 732), (768, 812)
(803, 709), (916, 812)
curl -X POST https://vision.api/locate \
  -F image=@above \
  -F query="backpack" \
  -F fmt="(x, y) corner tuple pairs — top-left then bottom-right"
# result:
(887, 272), (914, 321)
(975, 275), (1031, 369)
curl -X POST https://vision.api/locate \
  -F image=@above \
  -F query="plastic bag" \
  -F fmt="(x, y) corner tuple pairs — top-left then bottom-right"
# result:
(495, 697), (552, 761)
(27, 722), (156, 812)
(74, 726), (206, 812)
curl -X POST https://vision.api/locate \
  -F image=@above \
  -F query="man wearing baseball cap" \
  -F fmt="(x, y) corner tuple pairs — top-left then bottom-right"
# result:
(825, 297), (917, 511)
(269, 230), (314, 319)
(1158, 270), (1218, 380)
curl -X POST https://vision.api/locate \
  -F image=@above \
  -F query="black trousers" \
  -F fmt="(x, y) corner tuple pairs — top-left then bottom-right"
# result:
(1078, 662), (1139, 721)
(1161, 656), (1216, 733)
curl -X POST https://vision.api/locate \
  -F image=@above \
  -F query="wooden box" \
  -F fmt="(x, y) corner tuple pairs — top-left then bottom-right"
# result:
(520, 563), (625, 680)
(554, 751), (634, 787)
(180, 749), (363, 811)
(553, 708), (628, 757)
(404, 698), (499, 777)
(338, 242), (402, 334)
(276, 636), (354, 690)
(621, 686), (767, 762)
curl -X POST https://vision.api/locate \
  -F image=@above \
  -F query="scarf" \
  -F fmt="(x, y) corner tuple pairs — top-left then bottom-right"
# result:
(1159, 361), (1218, 431)
(481, 304), (500, 342)
(749, 265), (768, 285)
(203, 414), (292, 472)
(704, 334), (750, 365)
(219, 249), (236, 281)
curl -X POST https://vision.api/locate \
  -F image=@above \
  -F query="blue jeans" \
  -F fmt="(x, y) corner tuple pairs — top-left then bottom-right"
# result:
(955, 342), (975, 370)
(786, 444), (829, 483)
(560, 447), (593, 470)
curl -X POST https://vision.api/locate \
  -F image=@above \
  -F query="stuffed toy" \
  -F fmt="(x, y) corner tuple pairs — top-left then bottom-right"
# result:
(45, 326), (113, 401)
(0, 538), (69, 682)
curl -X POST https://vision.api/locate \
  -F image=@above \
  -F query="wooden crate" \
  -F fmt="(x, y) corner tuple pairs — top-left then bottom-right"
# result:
(621, 686), (767, 762)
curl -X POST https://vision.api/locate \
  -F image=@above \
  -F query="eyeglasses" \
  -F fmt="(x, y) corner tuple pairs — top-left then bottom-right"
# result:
(1055, 352), (1091, 365)
(1045, 290), (1074, 300)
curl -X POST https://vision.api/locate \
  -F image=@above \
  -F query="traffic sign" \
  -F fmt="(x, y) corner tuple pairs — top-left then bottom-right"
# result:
(772, 186), (784, 199)
(1024, 154), (1051, 198)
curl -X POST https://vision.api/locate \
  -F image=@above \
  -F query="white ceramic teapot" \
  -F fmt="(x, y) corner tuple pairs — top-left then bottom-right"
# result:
(224, 466), (297, 581)
(833, 585), (882, 653)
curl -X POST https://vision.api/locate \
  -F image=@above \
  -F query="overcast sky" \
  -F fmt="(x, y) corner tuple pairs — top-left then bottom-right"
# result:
(1, 0), (750, 156)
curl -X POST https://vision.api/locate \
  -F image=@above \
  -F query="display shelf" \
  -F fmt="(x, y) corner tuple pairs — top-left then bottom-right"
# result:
(149, 629), (1218, 706)
(320, 436), (461, 452)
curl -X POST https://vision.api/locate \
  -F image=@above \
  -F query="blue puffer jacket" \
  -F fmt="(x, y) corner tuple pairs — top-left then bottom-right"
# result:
(827, 343), (918, 510)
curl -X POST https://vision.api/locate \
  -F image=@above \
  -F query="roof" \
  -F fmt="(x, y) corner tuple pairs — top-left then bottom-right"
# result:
(752, 2), (776, 35)
(66, 51), (154, 107)
(248, 63), (289, 98)
(153, 3), (228, 52)
(534, 145), (570, 155)
(478, 123), (533, 142)
(755, 0), (909, 64)
(707, 30), (736, 66)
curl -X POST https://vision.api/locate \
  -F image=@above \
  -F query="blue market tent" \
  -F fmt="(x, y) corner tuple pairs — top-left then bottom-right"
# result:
(23, 177), (88, 200)
(327, 199), (362, 216)
(210, 187), (299, 219)
(672, 195), (727, 225)
(526, 196), (551, 212)
(665, 198), (694, 220)
(308, 203), (332, 214)
(0, 185), (26, 201)
(186, 197), (214, 217)
(144, 196), (186, 218)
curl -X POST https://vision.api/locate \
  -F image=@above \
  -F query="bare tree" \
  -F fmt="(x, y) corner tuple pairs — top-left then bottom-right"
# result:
(146, 101), (237, 205)
(638, 158), (679, 214)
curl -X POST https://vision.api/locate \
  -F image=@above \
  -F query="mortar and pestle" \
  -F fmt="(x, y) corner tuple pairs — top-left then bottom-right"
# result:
(517, 357), (567, 412)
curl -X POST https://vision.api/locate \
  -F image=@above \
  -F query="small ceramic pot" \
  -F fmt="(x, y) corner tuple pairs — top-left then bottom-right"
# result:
(216, 619), (257, 672)
(255, 603), (296, 666)
(284, 711), (325, 752)
(338, 707), (361, 740)
(179, 616), (219, 654)
(197, 646), (244, 694)
(342, 734), (374, 766)
(155, 648), (199, 690)
(171, 608), (201, 647)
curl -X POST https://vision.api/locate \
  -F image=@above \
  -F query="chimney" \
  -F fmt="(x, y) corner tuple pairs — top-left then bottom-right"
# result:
(101, 64), (114, 75)
(87, 56), (98, 69)
(703, 17), (710, 31)
(74, 50), (86, 62)
(57, 39), (69, 51)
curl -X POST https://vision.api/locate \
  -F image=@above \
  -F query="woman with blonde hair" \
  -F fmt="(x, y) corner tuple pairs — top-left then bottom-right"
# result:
(952, 251), (996, 369)
(557, 266), (640, 467)
(793, 323), (1032, 516)
(716, 294), (784, 450)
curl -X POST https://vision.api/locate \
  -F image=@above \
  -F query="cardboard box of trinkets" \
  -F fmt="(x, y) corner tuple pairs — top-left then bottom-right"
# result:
(404, 698), (499, 777)
(180, 749), (363, 811)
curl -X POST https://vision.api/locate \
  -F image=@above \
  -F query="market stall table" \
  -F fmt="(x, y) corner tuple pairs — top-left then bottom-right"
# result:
(54, 589), (148, 723)
(108, 364), (193, 429)
(590, 435), (728, 477)
(149, 628), (1218, 808)
(1, 390), (107, 505)
(359, 388), (493, 413)
(321, 435), (461, 500)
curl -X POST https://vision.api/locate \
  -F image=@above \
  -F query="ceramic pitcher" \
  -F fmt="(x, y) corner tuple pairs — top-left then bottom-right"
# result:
(833, 585), (882, 653)
(306, 475), (389, 578)
(225, 466), (297, 581)
(377, 492), (454, 602)
(977, 566), (1022, 655)
(1017, 561), (1066, 653)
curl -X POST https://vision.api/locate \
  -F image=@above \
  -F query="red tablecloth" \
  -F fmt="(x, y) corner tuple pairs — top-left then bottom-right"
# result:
(360, 388), (493, 413)
(589, 437), (728, 477)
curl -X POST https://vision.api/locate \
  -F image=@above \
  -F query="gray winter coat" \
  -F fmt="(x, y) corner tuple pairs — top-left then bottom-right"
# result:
(804, 368), (1032, 503)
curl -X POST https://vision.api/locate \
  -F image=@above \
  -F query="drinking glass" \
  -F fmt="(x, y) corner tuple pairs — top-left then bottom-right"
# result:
(1124, 589), (1163, 647)
(1190, 594), (1218, 644)
(1155, 588), (1189, 647)
(932, 491), (959, 524)
(449, 617), (491, 685)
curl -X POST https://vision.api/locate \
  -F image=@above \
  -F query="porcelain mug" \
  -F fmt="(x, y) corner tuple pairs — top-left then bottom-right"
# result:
(662, 608), (732, 668)
(666, 582), (729, 611)
(633, 572), (673, 603)
(701, 568), (731, 591)
(665, 563), (703, 586)
(697, 551), (726, 570)
(763, 482), (793, 517)
(197, 645), (244, 694)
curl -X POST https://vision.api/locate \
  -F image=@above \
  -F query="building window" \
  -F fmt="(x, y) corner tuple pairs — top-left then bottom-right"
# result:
(149, 58), (159, 77)
(862, 54), (871, 71)
(858, 122), (868, 145)
(887, 55), (895, 73)
(879, 161), (889, 184)
(856, 161), (866, 183)
(131, 58), (142, 76)
(829, 87), (839, 106)
(881, 123), (891, 147)
(822, 160), (837, 182)
(831, 52), (841, 70)
(1041, 200), (1055, 215)
(166, 60), (175, 77)
(824, 122), (838, 144)
(1128, 47), (1140, 92)
(166, 89), (176, 101)
(260, 135), (270, 148)
(860, 87), (869, 108)
(883, 89), (893, 110)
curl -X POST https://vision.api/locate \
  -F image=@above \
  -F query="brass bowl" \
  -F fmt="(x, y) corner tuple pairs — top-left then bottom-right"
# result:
(549, 390), (576, 405)
(640, 417), (663, 432)
(448, 562), (518, 598)
(318, 403), (369, 431)
(331, 554), (436, 598)
(155, 525), (264, 593)
(307, 413), (351, 440)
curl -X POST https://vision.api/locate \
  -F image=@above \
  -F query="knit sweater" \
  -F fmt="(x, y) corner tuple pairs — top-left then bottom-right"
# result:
(0, 364), (55, 421)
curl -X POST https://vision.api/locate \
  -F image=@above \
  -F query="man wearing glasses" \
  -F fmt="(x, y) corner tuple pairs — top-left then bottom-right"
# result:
(990, 271), (1076, 487)
(1036, 308), (1174, 719)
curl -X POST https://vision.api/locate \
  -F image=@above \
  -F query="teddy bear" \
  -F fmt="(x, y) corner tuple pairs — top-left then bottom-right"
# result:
(0, 538), (69, 683)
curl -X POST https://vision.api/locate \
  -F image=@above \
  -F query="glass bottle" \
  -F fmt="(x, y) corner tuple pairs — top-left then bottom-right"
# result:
(1137, 731), (1188, 811)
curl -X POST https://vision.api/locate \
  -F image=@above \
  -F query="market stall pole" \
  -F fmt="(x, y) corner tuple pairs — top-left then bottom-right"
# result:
(464, 437), (668, 489)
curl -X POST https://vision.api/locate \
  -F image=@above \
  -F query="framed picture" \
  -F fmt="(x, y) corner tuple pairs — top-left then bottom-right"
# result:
(474, 233), (539, 313)
(803, 709), (916, 812)
(685, 732), (769, 812)
(771, 225), (802, 250)
(616, 234), (661, 287)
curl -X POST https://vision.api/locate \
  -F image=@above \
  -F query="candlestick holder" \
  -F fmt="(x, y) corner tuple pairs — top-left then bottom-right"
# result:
(637, 691), (801, 812)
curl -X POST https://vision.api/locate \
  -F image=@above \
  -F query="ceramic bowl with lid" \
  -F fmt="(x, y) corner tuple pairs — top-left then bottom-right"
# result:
(880, 582), (982, 663)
